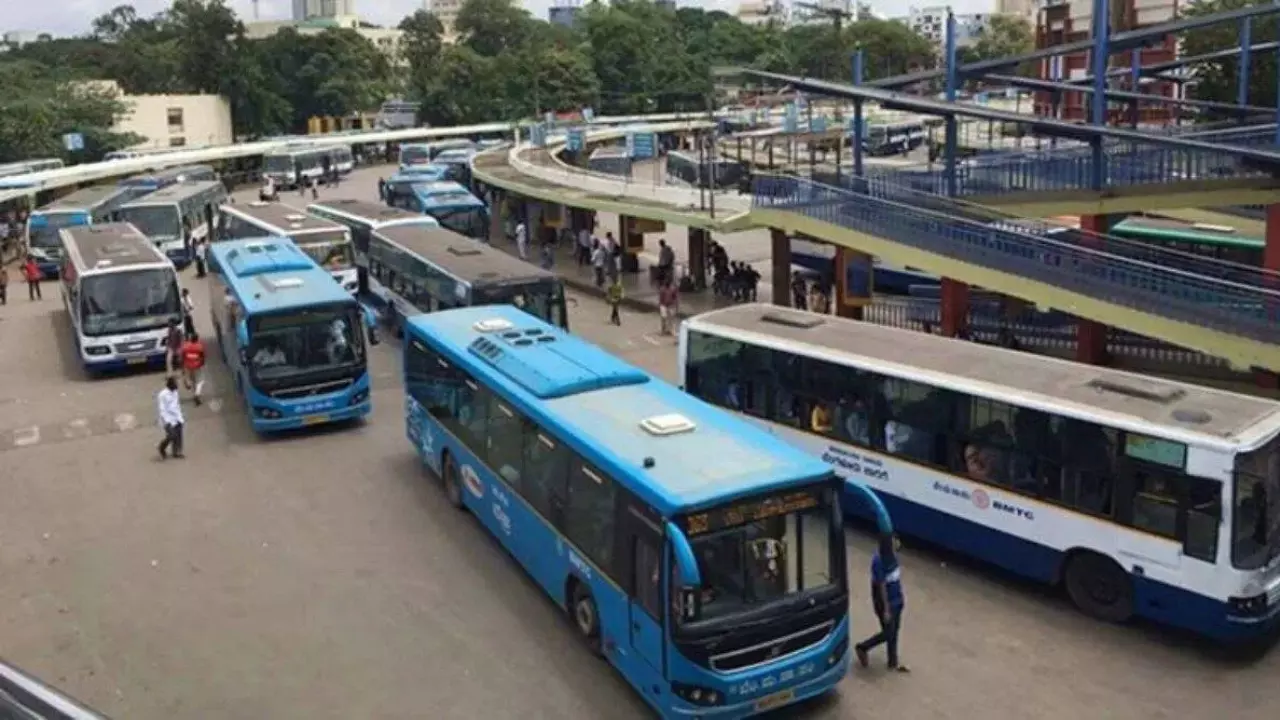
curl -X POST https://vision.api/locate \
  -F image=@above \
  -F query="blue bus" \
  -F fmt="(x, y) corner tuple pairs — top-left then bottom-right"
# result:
(399, 139), (475, 169)
(25, 185), (135, 278)
(431, 147), (476, 187)
(385, 179), (489, 240)
(403, 304), (893, 718)
(118, 164), (218, 200)
(207, 238), (374, 433)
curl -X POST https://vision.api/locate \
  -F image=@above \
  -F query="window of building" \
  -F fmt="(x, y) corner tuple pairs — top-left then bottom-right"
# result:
(167, 107), (184, 132)
(169, 137), (186, 147)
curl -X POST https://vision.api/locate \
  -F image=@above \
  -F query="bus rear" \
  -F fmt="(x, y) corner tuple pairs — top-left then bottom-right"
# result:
(402, 305), (861, 718)
(415, 182), (488, 240)
(208, 239), (372, 433)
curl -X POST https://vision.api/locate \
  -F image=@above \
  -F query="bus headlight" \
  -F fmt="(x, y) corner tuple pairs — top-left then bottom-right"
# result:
(828, 637), (848, 666)
(1228, 593), (1269, 617)
(672, 682), (722, 706)
(84, 345), (110, 356)
(254, 407), (283, 419)
(350, 390), (369, 405)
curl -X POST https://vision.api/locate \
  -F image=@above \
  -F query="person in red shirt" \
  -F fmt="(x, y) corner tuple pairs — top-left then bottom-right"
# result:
(23, 256), (41, 301)
(180, 331), (207, 406)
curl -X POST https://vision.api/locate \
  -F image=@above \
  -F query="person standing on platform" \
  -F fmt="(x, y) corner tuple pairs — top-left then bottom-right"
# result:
(606, 277), (624, 326)
(658, 280), (679, 335)
(656, 239), (675, 287)
(515, 220), (528, 260)
(156, 375), (185, 460)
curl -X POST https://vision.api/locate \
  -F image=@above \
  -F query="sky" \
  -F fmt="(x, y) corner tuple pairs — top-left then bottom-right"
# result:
(8, 0), (992, 38)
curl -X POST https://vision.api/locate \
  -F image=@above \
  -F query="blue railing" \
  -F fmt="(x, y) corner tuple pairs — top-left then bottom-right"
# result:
(753, 174), (1280, 343)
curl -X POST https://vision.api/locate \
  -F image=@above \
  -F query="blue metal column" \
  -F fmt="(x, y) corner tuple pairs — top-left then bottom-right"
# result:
(1238, 17), (1252, 110)
(852, 49), (865, 179)
(944, 10), (958, 198)
(1129, 48), (1141, 128)
(1089, 0), (1110, 191)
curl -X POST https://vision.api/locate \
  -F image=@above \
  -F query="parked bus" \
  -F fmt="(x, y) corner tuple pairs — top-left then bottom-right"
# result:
(862, 120), (927, 156)
(1111, 215), (1263, 267)
(59, 223), (181, 372)
(0, 158), (64, 179)
(398, 139), (475, 169)
(25, 185), (136, 278)
(114, 180), (227, 268)
(681, 304), (1280, 642)
(118, 164), (217, 199)
(218, 201), (357, 294)
(430, 147), (476, 188)
(367, 224), (566, 335)
(306, 199), (440, 294)
(404, 304), (887, 717)
(384, 179), (489, 240)
(261, 145), (353, 189)
(207, 238), (373, 433)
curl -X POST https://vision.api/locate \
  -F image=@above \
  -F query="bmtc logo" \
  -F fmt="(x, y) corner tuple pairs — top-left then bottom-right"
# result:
(971, 488), (991, 510)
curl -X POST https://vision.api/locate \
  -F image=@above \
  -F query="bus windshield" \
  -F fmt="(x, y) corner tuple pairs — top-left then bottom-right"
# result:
(1233, 437), (1280, 570)
(248, 305), (365, 386)
(433, 206), (488, 239)
(476, 283), (563, 325)
(80, 269), (181, 336)
(296, 234), (354, 270)
(678, 485), (840, 626)
(117, 205), (181, 238)
(401, 147), (430, 166)
(29, 211), (89, 249)
(263, 155), (295, 174)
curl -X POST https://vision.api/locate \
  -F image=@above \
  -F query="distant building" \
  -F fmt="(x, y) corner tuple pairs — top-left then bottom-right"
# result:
(792, 0), (850, 25)
(292, 0), (357, 22)
(243, 16), (406, 65)
(76, 80), (233, 150)
(1034, 0), (1178, 124)
(996, 0), (1037, 24)
(549, 0), (582, 27)
(905, 6), (990, 47)
(737, 0), (787, 26)
(1, 30), (41, 50)
(428, 0), (464, 43)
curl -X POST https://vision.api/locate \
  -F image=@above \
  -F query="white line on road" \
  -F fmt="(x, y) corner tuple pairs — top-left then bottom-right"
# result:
(12, 426), (40, 447)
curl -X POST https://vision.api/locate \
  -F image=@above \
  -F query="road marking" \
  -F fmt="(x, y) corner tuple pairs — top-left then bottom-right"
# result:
(114, 413), (137, 432)
(64, 418), (91, 439)
(12, 426), (40, 447)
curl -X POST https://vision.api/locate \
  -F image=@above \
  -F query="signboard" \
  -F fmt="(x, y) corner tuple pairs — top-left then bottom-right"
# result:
(62, 133), (84, 152)
(840, 249), (874, 308)
(783, 103), (798, 133)
(566, 128), (585, 152)
(626, 132), (656, 159)
(530, 124), (548, 147)
(582, 107), (595, 123)
(810, 116), (828, 133)
(681, 489), (821, 537)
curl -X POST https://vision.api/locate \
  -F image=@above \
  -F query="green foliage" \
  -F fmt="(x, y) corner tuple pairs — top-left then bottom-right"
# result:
(958, 15), (1034, 65)
(1180, 0), (1277, 110)
(0, 60), (142, 163)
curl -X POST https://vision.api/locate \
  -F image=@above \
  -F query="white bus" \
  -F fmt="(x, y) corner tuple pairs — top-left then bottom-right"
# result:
(218, 201), (358, 294)
(680, 304), (1280, 643)
(59, 222), (181, 372)
(113, 180), (227, 268)
(305, 199), (438, 296)
(262, 144), (354, 188)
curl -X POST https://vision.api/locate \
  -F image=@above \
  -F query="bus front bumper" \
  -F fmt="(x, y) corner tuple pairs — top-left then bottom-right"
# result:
(83, 351), (167, 372)
(668, 650), (850, 718)
(251, 400), (371, 433)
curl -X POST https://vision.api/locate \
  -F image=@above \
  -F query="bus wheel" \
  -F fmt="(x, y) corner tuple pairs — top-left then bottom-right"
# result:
(570, 583), (602, 655)
(442, 453), (464, 509)
(1064, 552), (1133, 623)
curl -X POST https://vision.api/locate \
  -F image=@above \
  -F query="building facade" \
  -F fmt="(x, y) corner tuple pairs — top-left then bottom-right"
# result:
(905, 6), (991, 47)
(549, 0), (581, 27)
(79, 81), (233, 150)
(1033, 0), (1178, 124)
(429, 0), (464, 43)
(243, 16), (406, 66)
(737, 0), (788, 26)
(292, 0), (357, 22)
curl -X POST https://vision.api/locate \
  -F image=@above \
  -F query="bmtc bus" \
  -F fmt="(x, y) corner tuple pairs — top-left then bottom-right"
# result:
(681, 304), (1280, 642)
(403, 304), (891, 717)
(207, 239), (373, 433)
(399, 139), (474, 169)
(114, 180), (227, 268)
(0, 158), (64, 178)
(25, 185), (135, 278)
(118, 164), (217, 200)
(368, 224), (567, 335)
(218, 201), (358, 294)
(58, 223), (181, 372)
(385, 179), (489, 240)
(262, 145), (354, 188)
(306, 199), (440, 295)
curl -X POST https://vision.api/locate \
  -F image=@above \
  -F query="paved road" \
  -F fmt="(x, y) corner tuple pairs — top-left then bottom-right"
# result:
(0, 167), (1272, 720)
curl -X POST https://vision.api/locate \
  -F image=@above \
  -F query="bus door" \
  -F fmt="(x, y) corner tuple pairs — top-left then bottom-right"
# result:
(622, 502), (666, 677)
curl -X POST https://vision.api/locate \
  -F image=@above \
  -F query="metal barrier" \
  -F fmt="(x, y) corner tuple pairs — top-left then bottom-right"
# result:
(754, 174), (1280, 343)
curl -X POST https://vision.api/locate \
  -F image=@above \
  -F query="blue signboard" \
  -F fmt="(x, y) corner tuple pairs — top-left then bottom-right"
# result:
(626, 132), (656, 159)
(530, 124), (548, 147)
(62, 133), (84, 152)
(582, 107), (595, 123)
(783, 103), (798, 133)
(566, 128), (585, 152)
(811, 116), (828, 133)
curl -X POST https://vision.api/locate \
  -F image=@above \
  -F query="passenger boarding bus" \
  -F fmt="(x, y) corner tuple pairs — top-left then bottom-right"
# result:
(118, 164), (217, 199)
(306, 199), (440, 294)
(114, 180), (227, 268)
(385, 179), (489, 240)
(25, 185), (135, 278)
(58, 223), (181, 372)
(404, 306), (891, 717)
(218, 201), (358, 294)
(262, 145), (353, 189)
(207, 239), (373, 433)
(398, 139), (474, 169)
(681, 304), (1280, 642)
(368, 224), (567, 335)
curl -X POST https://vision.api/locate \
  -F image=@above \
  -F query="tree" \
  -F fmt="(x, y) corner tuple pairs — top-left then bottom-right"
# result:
(0, 60), (141, 162)
(958, 14), (1034, 68)
(399, 10), (446, 107)
(1180, 0), (1277, 110)
(453, 0), (534, 57)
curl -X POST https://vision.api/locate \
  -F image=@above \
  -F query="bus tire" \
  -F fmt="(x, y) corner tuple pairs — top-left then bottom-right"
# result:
(441, 452), (465, 509)
(569, 582), (602, 655)
(1063, 551), (1133, 624)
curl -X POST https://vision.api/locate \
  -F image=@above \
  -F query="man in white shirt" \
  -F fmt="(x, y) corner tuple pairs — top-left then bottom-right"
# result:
(515, 221), (528, 260)
(157, 375), (185, 459)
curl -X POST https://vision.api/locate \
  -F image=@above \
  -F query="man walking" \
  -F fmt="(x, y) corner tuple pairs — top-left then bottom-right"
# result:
(181, 331), (207, 406)
(658, 280), (678, 335)
(23, 256), (41, 301)
(181, 288), (196, 338)
(156, 375), (185, 460)
(855, 536), (909, 673)
(165, 318), (184, 375)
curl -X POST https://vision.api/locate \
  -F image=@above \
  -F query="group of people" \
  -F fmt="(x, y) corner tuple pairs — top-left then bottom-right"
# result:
(0, 255), (48, 305)
(707, 240), (760, 303)
(156, 289), (206, 460)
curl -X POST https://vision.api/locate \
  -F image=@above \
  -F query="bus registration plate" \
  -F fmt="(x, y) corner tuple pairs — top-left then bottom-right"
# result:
(754, 689), (794, 712)
(127, 357), (147, 365)
(302, 415), (329, 426)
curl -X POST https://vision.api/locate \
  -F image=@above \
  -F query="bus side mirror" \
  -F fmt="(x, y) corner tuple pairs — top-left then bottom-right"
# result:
(236, 318), (249, 349)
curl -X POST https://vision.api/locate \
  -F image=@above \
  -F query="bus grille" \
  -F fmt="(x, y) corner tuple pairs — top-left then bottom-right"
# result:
(268, 378), (353, 400)
(709, 620), (834, 672)
(113, 339), (159, 354)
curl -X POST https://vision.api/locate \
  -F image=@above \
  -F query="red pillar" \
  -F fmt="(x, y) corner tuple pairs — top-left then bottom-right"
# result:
(1076, 214), (1112, 365)
(770, 228), (791, 307)
(940, 278), (969, 337)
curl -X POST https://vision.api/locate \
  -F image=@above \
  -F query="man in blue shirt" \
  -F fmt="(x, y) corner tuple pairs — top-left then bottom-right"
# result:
(855, 535), (909, 673)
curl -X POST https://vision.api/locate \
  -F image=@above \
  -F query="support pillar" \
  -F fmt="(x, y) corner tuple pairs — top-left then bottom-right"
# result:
(1076, 214), (1114, 365)
(1257, 204), (1280, 389)
(488, 189), (505, 244)
(687, 227), (708, 291)
(940, 278), (969, 337)
(770, 228), (791, 307)
(833, 247), (871, 320)
(618, 215), (642, 274)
